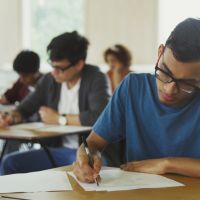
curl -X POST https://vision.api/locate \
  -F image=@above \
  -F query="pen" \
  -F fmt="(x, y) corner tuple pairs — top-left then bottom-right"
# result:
(82, 136), (99, 186)
(1, 195), (31, 200)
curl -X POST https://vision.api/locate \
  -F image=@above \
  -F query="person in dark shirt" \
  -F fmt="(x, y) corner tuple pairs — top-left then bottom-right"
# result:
(0, 31), (110, 175)
(0, 50), (43, 155)
(0, 50), (43, 105)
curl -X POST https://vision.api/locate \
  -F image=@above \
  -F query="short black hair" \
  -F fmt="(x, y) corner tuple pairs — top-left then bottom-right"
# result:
(104, 44), (132, 68)
(165, 18), (200, 62)
(47, 31), (89, 63)
(13, 50), (40, 73)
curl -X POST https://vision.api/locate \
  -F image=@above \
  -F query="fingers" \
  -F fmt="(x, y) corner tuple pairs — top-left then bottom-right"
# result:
(39, 107), (48, 119)
(0, 113), (13, 127)
(39, 110), (45, 121)
(74, 148), (102, 183)
(120, 161), (141, 172)
(39, 106), (48, 116)
(77, 151), (89, 166)
(77, 151), (101, 174)
(39, 106), (47, 111)
(93, 154), (102, 175)
(120, 163), (131, 171)
(73, 161), (95, 183)
(39, 107), (55, 116)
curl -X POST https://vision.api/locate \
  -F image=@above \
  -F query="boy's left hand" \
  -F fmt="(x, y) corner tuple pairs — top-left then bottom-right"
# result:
(120, 158), (170, 175)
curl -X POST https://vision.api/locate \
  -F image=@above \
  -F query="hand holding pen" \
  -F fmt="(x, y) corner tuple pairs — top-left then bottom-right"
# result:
(82, 136), (100, 186)
(73, 136), (101, 184)
(0, 112), (13, 128)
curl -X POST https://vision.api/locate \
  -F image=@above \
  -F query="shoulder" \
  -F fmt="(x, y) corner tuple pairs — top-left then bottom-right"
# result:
(36, 73), (58, 88)
(115, 73), (155, 100)
(123, 73), (154, 88)
(38, 72), (55, 83)
(14, 78), (24, 86)
(82, 64), (104, 75)
(9, 79), (26, 90)
(127, 72), (154, 82)
(81, 64), (107, 81)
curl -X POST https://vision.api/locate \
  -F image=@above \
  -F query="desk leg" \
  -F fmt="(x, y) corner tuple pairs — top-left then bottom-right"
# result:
(39, 142), (57, 168)
(0, 140), (8, 162)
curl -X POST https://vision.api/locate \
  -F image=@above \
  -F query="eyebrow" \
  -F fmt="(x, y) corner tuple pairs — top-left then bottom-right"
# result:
(161, 62), (200, 84)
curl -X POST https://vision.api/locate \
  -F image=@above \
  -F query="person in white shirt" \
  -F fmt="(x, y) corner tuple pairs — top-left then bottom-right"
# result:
(0, 31), (110, 175)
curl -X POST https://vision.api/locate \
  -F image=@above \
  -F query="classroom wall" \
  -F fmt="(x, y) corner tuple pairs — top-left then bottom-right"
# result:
(0, 0), (23, 68)
(0, 0), (158, 68)
(86, 0), (158, 65)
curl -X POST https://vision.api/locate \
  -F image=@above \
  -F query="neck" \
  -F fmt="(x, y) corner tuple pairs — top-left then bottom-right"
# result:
(120, 68), (130, 74)
(66, 74), (81, 89)
(30, 72), (41, 86)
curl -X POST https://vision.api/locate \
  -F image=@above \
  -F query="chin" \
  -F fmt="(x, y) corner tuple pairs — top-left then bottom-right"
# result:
(159, 97), (185, 108)
(54, 78), (63, 83)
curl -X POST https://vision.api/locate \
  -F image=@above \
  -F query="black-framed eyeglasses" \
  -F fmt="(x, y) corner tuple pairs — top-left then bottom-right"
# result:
(47, 59), (75, 73)
(155, 65), (199, 94)
(51, 63), (74, 73)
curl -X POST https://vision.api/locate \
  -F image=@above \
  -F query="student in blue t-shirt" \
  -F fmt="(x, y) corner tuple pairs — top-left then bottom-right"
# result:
(73, 18), (200, 182)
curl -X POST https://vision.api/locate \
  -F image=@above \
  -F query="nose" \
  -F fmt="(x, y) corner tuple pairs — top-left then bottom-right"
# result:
(163, 81), (178, 95)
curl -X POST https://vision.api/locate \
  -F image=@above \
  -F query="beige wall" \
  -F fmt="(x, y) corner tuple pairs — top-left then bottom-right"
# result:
(0, 0), (158, 68)
(86, 0), (158, 65)
(0, 0), (23, 67)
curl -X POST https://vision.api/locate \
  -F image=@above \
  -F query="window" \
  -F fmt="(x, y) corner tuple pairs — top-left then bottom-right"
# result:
(22, 0), (86, 71)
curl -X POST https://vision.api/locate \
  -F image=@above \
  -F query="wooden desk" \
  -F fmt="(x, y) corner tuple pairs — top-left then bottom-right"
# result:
(0, 124), (92, 140)
(0, 125), (91, 167)
(1, 165), (200, 200)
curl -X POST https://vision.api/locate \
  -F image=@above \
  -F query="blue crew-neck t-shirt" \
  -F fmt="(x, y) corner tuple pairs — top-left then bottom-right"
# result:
(93, 73), (200, 162)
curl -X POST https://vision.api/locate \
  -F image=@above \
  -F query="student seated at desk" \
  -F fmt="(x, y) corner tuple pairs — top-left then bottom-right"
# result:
(0, 50), (43, 105)
(104, 44), (132, 92)
(0, 31), (110, 175)
(0, 50), (43, 154)
(74, 18), (200, 182)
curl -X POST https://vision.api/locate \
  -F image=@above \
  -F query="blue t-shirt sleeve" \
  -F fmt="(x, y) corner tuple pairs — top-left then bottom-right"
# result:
(93, 75), (130, 143)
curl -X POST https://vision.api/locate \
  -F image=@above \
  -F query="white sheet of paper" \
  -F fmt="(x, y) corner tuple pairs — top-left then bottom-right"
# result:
(0, 104), (15, 112)
(10, 122), (91, 134)
(68, 168), (184, 191)
(37, 125), (91, 133)
(0, 171), (72, 193)
(10, 122), (53, 130)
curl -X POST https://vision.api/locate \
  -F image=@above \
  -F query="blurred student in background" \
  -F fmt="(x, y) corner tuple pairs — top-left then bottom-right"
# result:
(0, 51), (43, 155)
(0, 50), (43, 105)
(104, 44), (132, 92)
(0, 31), (110, 175)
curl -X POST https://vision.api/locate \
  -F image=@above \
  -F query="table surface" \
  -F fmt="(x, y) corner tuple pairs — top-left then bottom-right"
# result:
(1, 165), (200, 200)
(0, 126), (91, 141)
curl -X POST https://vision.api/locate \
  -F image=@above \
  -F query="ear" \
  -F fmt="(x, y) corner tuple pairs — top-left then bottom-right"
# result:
(158, 44), (165, 58)
(74, 60), (85, 71)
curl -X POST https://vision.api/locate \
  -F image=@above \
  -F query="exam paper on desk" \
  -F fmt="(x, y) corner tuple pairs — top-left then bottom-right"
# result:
(9, 122), (51, 130)
(0, 171), (72, 193)
(68, 168), (184, 191)
(10, 122), (91, 133)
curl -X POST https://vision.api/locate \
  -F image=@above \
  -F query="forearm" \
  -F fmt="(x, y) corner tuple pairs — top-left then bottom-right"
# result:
(166, 157), (200, 177)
